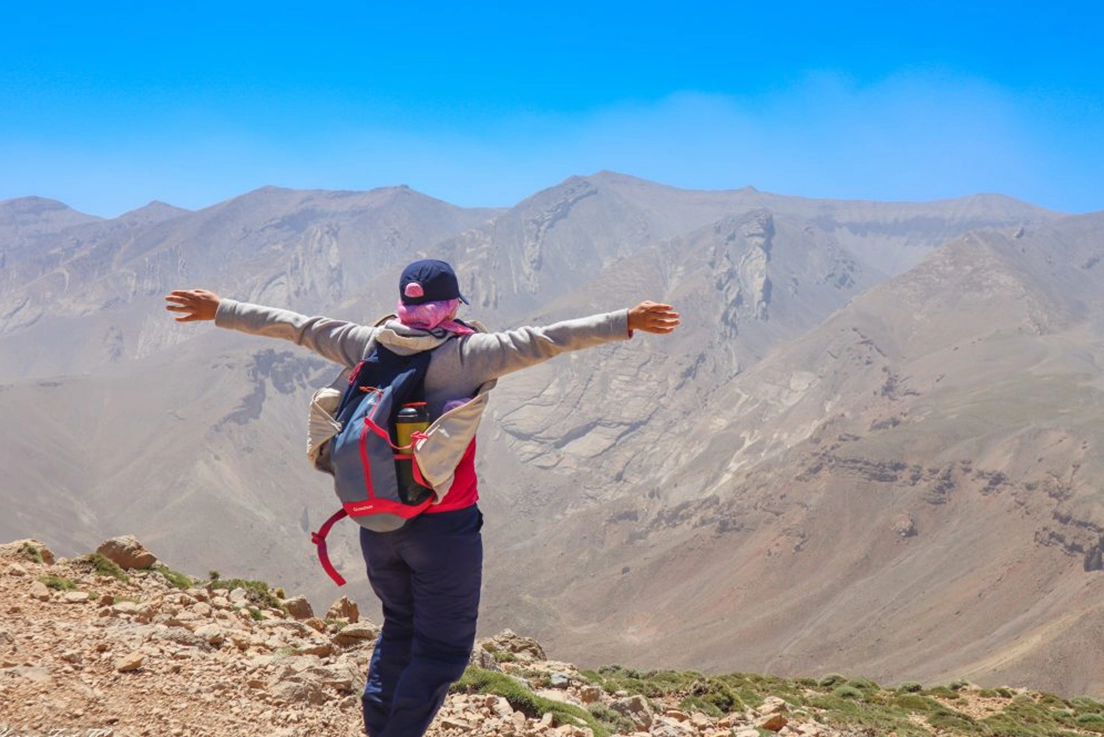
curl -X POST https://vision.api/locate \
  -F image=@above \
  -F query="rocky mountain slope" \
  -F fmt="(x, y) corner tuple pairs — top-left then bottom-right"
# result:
(488, 212), (1104, 697)
(6, 537), (1104, 737)
(2, 173), (1095, 698)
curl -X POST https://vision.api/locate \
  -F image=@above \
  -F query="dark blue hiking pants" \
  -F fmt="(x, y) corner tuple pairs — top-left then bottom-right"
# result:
(359, 505), (483, 737)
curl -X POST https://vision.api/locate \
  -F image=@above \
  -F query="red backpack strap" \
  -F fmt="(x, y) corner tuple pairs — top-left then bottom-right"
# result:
(311, 508), (350, 586)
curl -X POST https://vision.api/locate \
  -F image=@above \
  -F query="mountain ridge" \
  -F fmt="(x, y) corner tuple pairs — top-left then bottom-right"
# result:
(2, 173), (1100, 701)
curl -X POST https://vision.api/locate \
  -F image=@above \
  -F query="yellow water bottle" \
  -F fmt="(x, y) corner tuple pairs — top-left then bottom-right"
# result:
(395, 402), (430, 503)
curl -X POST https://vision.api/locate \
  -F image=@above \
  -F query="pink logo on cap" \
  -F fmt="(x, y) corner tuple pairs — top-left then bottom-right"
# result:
(404, 283), (425, 299)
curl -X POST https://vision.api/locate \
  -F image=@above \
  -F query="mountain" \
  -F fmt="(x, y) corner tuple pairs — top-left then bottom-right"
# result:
(484, 212), (1104, 698)
(3, 173), (1095, 697)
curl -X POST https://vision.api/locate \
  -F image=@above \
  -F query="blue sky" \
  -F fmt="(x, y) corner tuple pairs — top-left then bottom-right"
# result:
(1, 1), (1102, 217)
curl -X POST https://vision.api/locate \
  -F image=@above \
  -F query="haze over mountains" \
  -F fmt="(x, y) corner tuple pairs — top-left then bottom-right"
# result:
(3, 172), (1102, 697)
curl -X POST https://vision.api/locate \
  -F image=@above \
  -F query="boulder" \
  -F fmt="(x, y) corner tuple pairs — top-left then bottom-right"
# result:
(611, 695), (653, 730)
(326, 596), (359, 623)
(758, 713), (788, 732)
(115, 651), (145, 673)
(333, 622), (379, 648)
(283, 596), (314, 620)
(195, 624), (226, 646)
(484, 629), (546, 661)
(0, 539), (56, 565)
(96, 536), (157, 570)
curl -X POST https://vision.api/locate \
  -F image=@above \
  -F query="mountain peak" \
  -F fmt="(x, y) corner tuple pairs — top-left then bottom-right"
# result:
(116, 200), (191, 224)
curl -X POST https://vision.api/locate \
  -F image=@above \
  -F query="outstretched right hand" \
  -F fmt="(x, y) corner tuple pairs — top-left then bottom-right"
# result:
(165, 289), (221, 322)
(627, 301), (680, 335)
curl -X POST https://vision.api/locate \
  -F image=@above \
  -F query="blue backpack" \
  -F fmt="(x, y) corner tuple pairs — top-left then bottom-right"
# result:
(310, 343), (437, 585)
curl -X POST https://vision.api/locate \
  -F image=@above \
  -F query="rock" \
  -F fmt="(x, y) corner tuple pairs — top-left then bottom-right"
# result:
(550, 671), (571, 687)
(115, 651), (145, 673)
(283, 596), (314, 620)
(29, 580), (51, 601)
(7, 563), (27, 577)
(0, 539), (56, 564)
(269, 679), (326, 705)
(891, 513), (917, 538)
(468, 646), (501, 672)
(485, 629), (546, 661)
(305, 617), (327, 632)
(611, 695), (653, 730)
(440, 716), (472, 730)
(96, 535), (157, 570)
(333, 622), (379, 648)
(758, 714), (788, 732)
(486, 695), (514, 718)
(300, 640), (334, 658)
(651, 717), (695, 737)
(758, 696), (789, 716)
(9, 665), (51, 683)
(229, 588), (250, 606)
(326, 596), (359, 623)
(195, 624), (225, 646)
(580, 685), (603, 704)
(63, 591), (90, 603)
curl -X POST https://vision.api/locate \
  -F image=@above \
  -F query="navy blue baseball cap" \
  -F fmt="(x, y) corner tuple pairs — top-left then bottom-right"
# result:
(399, 259), (470, 305)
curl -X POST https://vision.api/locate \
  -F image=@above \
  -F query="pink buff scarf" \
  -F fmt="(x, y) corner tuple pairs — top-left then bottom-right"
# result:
(396, 298), (475, 335)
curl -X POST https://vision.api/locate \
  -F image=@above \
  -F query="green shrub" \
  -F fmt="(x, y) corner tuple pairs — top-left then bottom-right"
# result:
(818, 674), (848, 688)
(833, 686), (864, 700)
(153, 564), (193, 589)
(685, 677), (743, 714)
(19, 542), (44, 564)
(210, 577), (283, 610)
(493, 651), (518, 663)
(679, 696), (724, 717)
(40, 575), (77, 591)
(848, 678), (879, 691)
(1073, 697), (1104, 714)
(452, 667), (608, 737)
(893, 694), (940, 712)
(897, 682), (923, 693)
(924, 686), (960, 699)
(948, 679), (970, 691)
(927, 709), (977, 732)
(586, 704), (635, 735)
(75, 553), (129, 583)
(1076, 713), (1104, 725)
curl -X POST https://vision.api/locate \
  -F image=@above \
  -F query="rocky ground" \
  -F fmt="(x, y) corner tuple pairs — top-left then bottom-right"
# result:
(2, 537), (1102, 737)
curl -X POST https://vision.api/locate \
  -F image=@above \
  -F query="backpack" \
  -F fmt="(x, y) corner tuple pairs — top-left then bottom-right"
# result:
(308, 341), (441, 585)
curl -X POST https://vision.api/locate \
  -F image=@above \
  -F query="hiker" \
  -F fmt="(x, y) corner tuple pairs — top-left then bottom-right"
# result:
(165, 259), (679, 737)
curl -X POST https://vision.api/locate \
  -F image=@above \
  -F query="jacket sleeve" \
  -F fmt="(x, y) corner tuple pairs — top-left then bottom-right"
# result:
(214, 299), (376, 368)
(457, 309), (631, 384)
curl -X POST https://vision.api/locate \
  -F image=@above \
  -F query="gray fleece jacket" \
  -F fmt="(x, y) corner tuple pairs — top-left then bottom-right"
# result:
(214, 299), (632, 497)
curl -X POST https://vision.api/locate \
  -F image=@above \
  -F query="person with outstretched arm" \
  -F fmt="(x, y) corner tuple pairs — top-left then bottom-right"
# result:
(165, 259), (679, 737)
